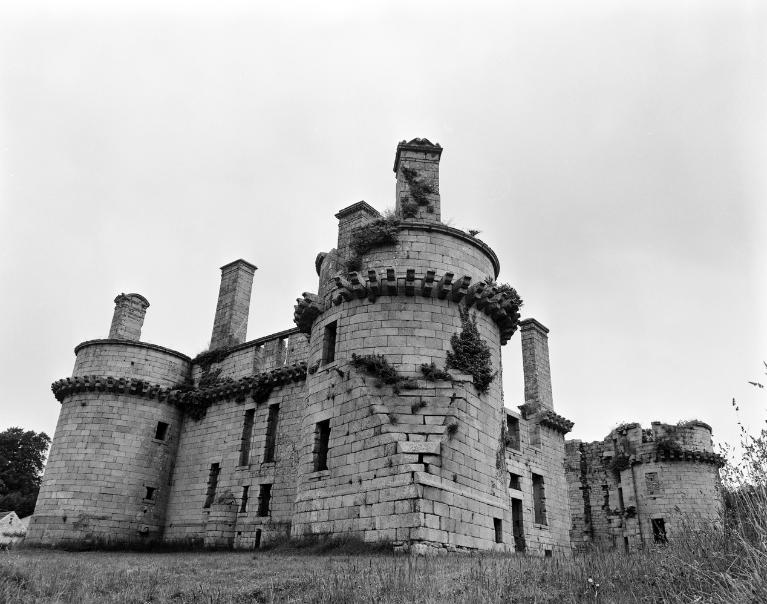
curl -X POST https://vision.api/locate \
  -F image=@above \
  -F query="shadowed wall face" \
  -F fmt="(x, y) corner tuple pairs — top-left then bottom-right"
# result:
(210, 260), (257, 350)
(109, 293), (150, 341)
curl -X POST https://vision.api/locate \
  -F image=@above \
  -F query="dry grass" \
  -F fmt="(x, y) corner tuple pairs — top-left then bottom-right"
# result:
(1, 512), (765, 604)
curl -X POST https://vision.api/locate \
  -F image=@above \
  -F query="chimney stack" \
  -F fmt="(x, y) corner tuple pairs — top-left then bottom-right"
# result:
(393, 138), (443, 222)
(109, 293), (150, 341)
(519, 318), (554, 410)
(210, 259), (257, 350)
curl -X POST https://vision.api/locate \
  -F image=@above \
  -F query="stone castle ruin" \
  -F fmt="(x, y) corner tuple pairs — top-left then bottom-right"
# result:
(27, 139), (723, 553)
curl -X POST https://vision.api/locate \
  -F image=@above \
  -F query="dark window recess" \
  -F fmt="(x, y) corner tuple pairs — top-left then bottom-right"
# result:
(255, 529), (262, 549)
(617, 487), (625, 512)
(144, 486), (155, 501)
(257, 484), (272, 517)
(154, 421), (169, 441)
(314, 419), (331, 471)
(239, 409), (255, 466)
(511, 498), (525, 552)
(493, 518), (503, 543)
(240, 486), (249, 513)
(203, 463), (220, 508)
(652, 518), (667, 544)
(506, 415), (520, 450)
(601, 485), (610, 508)
(322, 321), (337, 364)
(263, 405), (280, 463)
(624, 536), (630, 553)
(532, 473), (547, 525)
(509, 473), (522, 490)
(544, 550), (552, 557)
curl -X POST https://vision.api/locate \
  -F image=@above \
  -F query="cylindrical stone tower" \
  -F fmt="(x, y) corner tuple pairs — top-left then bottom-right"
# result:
(26, 294), (192, 546)
(291, 139), (524, 551)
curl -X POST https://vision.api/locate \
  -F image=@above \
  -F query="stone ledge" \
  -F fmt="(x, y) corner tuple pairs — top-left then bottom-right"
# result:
(74, 339), (191, 362)
(397, 441), (441, 455)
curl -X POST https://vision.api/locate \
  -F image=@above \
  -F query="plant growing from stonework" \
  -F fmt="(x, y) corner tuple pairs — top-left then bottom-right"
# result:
(420, 362), (452, 382)
(350, 353), (416, 394)
(400, 166), (435, 218)
(346, 213), (400, 272)
(446, 307), (496, 393)
(483, 276), (524, 310)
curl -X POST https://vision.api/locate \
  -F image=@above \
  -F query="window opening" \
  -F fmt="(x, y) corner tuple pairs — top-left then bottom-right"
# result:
(144, 486), (155, 501)
(314, 419), (331, 471)
(257, 484), (272, 517)
(532, 473), (547, 525)
(154, 421), (169, 441)
(203, 463), (220, 508)
(652, 518), (667, 544)
(509, 473), (522, 490)
(240, 486), (249, 513)
(322, 321), (338, 364)
(511, 498), (525, 552)
(263, 404), (280, 463)
(493, 518), (503, 543)
(506, 415), (520, 450)
(239, 409), (255, 466)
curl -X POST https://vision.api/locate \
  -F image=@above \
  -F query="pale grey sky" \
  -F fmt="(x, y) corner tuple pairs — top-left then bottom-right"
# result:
(1, 1), (765, 453)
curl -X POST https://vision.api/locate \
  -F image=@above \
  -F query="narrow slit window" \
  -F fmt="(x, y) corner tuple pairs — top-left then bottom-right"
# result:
(322, 321), (337, 364)
(532, 473), (547, 525)
(263, 404), (280, 463)
(240, 486), (249, 513)
(506, 415), (520, 450)
(154, 421), (169, 441)
(239, 409), (255, 466)
(314, 419), (331, 471)
(493, 518), (503, 543)
(257, 484), (272, 517)
(203, 463), (220, 508)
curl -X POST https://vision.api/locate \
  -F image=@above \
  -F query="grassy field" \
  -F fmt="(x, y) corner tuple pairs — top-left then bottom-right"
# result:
(1, 532), (765, 604)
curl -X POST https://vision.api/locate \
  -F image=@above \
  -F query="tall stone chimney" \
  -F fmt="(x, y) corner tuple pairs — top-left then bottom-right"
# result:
(519, 318), (554, 410)
(210, 259), (257, 350)
(109, 293), (150, 341)
(335, 200), (381, 260)
(393, 138), (443, 222)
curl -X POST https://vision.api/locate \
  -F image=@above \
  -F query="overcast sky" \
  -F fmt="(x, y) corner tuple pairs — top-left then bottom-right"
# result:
(1, 1), (765, 455)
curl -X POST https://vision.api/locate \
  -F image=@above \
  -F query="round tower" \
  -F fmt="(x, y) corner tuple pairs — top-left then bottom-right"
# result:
(291, 139), (526, 550)
(27, 293), (191, 546)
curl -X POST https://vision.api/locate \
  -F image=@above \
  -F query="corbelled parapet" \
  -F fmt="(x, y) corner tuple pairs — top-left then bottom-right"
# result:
(210, 259), (257, 350)
(108, 293), (150, 341)
(519, 318), (554, 410)
(393, 138), (443, 222)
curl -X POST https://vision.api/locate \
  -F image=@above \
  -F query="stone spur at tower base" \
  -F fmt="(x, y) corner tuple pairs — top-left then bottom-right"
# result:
(27, 138), (721, 554)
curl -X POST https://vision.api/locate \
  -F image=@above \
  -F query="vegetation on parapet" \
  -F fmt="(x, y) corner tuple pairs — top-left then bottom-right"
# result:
(347, 212), (400, 272)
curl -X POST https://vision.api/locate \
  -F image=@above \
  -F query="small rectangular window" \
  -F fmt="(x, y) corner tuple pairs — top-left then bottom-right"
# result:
(544, 550), (552, 557)
(646, 472), (661, 495)
(652, 518), (667, 544)
(322, 321), (337, 364)
(203, 463), (220, 508)
(154, 421), (169, 441)
(263, 404), (280, 463)
(617, 487), (625, 512)
(239, 409), (255, 466)
(257, 484), (272, 517)
(602, 485), (610, 508)
(314, 420), (331, 471)
(532, 473), (547, 525)
(144, 486), (156, 501)
(506, 415), (520, 450)
(240, 486), (249, 513)
(493, 518), (503, 543)
(509, 473), (522, 490)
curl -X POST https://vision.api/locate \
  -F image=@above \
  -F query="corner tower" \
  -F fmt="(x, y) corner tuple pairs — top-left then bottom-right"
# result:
(290, 139), (569, 552)
(27, 295), (191, 546)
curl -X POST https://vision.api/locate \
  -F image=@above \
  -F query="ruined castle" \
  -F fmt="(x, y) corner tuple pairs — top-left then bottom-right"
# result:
(27, 139), (723, 553)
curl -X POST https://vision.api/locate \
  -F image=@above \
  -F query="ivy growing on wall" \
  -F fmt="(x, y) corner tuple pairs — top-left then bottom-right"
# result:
(400, 166), (435, 218)
(446, 307), (496, 393)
